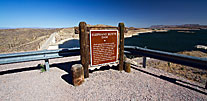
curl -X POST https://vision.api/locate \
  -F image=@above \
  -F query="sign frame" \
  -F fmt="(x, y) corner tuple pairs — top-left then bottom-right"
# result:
(89, 30), (119, 67)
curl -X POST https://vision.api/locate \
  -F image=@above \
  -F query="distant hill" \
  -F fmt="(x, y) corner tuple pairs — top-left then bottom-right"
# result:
(0, 27), (13, 29)
(150, 24), (207, 29)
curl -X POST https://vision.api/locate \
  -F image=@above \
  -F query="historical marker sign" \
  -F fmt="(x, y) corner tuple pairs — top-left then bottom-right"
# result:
(90, 30), (118, 66)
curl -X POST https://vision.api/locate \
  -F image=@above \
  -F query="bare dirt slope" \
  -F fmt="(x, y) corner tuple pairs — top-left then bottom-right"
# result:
(145, 51), (207, 85)
(0, 56), (206, 100)
(55, 27), (78, 43)
(0, 28), (62, 53)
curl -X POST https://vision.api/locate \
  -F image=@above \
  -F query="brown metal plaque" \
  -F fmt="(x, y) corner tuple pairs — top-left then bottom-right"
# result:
(90, 30), (118, 66)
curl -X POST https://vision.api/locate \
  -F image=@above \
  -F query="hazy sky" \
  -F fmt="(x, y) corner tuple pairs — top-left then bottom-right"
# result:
(0, 0), (207, 28)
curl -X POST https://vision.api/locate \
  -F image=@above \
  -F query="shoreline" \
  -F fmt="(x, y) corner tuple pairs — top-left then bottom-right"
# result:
(49, 29), (168, 50)
(124, 29), (168, 38)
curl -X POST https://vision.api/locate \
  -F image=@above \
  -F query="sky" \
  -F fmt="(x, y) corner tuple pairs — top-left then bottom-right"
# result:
(0, 0), (207, 28)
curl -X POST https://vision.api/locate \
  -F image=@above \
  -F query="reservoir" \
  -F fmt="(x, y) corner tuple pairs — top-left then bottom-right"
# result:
(124, 29), (207, 53)
(60, 29), (207, 53)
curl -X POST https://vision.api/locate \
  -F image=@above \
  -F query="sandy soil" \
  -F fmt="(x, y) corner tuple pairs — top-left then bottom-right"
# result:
(0, 56), (206, 101)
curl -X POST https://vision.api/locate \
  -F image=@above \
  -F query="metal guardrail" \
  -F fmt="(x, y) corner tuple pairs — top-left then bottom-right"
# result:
(0, 46), (206, 70)
(0, 47), (80, 70)
(0, 46), (206, 88)
(124, 46), (207, 70)
(124, 46), (207, 89)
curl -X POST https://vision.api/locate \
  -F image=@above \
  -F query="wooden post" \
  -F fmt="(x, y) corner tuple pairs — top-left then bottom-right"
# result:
(45, 59), (49, 71)
(71, 64), (84, 86)
(124, 61), (131, 73)
(118, 23), (125, 71)
(79, 22), (89, 78)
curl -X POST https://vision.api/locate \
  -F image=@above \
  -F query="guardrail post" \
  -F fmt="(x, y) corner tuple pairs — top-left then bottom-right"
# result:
(142, 46), (147, 68)
(45, 59), (50, 71)
(143, 56), (146, 68)
(118, 23), (125, 71)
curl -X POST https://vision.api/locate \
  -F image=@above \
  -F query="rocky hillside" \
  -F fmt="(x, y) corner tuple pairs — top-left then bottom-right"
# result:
(55, 27), (78, 43)
(0, 28), (61, 53)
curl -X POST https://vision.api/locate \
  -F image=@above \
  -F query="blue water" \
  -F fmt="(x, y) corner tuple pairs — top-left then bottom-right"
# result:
(59, 39), (80, 48)
(59, 30), (207, 53)
(125, 30), (207, 52)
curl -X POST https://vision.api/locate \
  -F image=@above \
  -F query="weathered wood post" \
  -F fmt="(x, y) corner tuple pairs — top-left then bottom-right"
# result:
(71, 64), (84, 86)
(124, 55), (131, 73)
(118, 23), (125, 71)
(79, 22), (89, 78)
(124, 61), (131, 73)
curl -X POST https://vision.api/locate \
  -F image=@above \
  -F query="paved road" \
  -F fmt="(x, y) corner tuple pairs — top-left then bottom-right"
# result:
(39, 32), (57, 50)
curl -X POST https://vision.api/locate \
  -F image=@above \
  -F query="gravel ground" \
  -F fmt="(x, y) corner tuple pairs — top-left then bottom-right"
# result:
(0, 56), (206, 101)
